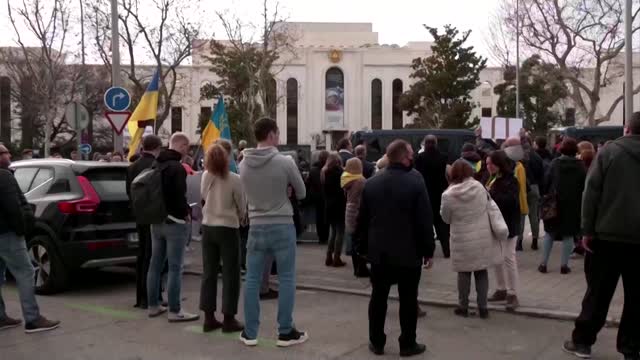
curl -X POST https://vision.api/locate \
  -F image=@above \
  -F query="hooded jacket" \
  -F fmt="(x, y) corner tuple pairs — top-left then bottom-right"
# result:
(239, 147), (306, 225)
(341, 172), (365, 234)
(156, 149), (189, 222)
(583, 135), (640, 244)
(0, 168), (33, 236)
(441, 178), (493, 272)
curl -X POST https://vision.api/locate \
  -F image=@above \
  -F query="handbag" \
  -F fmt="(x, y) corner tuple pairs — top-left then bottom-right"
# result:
(486, 192), (508, 265)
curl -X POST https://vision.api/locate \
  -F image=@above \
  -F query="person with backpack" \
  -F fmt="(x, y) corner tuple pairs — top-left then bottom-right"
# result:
(239, 118), (308, 347)
(135, 133), (199, 322)
(126, 135), (163, 310)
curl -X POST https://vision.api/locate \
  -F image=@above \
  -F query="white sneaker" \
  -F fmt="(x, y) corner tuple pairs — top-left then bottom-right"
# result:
(148, 306), (167, 318)
(168, 310), (199, 323)
(240, 331), (258, 346)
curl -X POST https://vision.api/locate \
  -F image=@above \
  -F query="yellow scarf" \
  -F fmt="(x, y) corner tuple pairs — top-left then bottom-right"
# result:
(341, 171), (364, 188)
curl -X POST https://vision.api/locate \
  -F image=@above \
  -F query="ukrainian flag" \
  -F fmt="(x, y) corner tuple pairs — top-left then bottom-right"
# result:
(202, 95), (237, 172)
(127, 70), (160, 160)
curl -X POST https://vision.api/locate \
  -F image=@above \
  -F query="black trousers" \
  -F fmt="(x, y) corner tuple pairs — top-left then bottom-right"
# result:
(572, 242), (640, 355)
(199, 225), (241, 315)
(434, 212), (450, 257)
(369, 263), (421, 350)
(135, 224), (153, 307)
(314, 199), (329, 244)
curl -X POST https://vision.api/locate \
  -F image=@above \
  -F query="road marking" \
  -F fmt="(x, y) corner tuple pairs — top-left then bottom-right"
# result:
(184, 325), (278, 348)
(64, 303), (141, 320)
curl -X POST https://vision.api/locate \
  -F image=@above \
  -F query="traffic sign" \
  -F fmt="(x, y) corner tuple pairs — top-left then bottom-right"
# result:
(79, 143), (92, 155)
(105, 111), (132, 135)
(65, 102), (90, 130)
(104, 87), (131, 112)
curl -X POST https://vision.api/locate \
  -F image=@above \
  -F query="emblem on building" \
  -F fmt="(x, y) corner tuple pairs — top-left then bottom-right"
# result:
(328, 49), (342, 63)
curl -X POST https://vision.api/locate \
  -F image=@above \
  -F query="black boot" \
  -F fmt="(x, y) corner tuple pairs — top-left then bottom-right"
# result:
(222, 314), (244, 333)
(531, 237), (538, 250)
(203, 311), (222, 333)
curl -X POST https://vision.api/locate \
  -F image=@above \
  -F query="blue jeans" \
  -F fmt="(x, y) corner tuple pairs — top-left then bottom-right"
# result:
(147, 223), (188, 313)
(244, 224), (297, 339)
(0, 232), (40, 323)
(541, 232), (574, 267)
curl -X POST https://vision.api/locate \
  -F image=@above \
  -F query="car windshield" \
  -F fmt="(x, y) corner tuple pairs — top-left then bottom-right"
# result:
(81, 167), (128, 202)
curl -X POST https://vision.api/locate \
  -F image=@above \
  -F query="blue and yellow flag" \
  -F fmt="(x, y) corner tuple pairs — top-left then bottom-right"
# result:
(202, 95), (237, 172)
(127, 70), (160, 160)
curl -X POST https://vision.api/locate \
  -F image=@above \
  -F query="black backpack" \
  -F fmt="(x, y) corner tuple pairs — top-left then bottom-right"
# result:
(131, 163), (168, 225)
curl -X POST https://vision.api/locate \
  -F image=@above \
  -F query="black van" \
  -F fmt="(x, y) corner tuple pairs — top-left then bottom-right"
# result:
(351, 129), (477, 163)
(549, 126), (623, 146)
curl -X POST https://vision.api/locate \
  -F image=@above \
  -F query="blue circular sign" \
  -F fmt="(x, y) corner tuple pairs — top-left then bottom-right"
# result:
(104, 87), (131, 112)
(79, 143), (92, 155)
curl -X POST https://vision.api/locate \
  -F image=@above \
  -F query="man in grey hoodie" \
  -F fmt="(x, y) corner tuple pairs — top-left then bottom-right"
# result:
(239, 118), (308, 348)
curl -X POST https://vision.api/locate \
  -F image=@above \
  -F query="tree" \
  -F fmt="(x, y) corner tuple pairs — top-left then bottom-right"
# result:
(494, 55), (569, 134)
(200, 0), (297, 143)
(87, 0), (201, 129)
(400, 25), (487, 129)
(490, 0), (640, 125)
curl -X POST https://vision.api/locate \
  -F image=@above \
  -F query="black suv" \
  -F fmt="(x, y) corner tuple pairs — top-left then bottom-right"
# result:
(10, 159), (138, 294)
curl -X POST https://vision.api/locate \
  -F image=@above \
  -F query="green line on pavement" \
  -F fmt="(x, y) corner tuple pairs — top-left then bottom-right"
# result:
(184, 325), (278, 348)
(64, 303), (141, 320)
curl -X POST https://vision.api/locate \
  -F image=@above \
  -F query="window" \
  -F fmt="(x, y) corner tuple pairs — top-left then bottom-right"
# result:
(286, 78), (298, 145)
(325, 67), (344, 128)
(371, 79), (382, 130)
(14, 167), (38, 193)
(392, 79), (403, 129)
(171, 107), (182, 133)
(83, 168), (127, 201)
(30, 168), (53, 192)
(481, 107), (492, 117)
(565, 108), (576, 126)
(198, 106), (212, 134)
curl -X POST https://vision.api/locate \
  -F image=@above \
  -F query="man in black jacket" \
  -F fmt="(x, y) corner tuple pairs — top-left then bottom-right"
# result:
(414, 135), (450, 258)
(356, 139), (434, 357)
(337, 138), (355, 165)
(522, 142), (544, 250)
(0, 144), (60, 333)
(145, 133), (199, 322)
(355, 145), (375, 179)
(563, 113), (640, 360)
(126, 135), (162, 309)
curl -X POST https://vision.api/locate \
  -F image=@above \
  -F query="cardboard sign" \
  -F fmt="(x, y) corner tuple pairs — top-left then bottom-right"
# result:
(480, 117), (523, 140)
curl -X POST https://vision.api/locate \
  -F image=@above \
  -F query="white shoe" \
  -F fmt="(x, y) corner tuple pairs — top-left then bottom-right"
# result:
(168, 310), (199, 322)
(240, 331), (258, 346)
(148, 306), (167, 318)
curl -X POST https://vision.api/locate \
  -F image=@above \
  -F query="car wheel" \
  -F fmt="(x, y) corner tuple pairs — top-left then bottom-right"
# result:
(28, 236), (68, 294)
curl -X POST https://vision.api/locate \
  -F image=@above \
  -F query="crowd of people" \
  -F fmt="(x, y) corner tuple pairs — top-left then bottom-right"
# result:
(1, 112), (639, 359)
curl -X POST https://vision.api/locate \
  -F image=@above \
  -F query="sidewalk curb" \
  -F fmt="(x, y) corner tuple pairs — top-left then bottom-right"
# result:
(183, 268), (620, 328)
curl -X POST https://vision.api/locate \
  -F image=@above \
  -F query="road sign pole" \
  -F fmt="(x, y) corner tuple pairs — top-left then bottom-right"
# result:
(111, 0), (123, 154)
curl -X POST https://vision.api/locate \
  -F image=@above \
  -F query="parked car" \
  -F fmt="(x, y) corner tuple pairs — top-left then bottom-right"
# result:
(351, 129), (477, 164)
(549, 126), (623, 146)
(9, 159), (138, 294)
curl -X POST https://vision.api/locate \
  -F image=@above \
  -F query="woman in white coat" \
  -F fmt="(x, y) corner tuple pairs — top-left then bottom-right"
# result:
(441, 160), (494, 319)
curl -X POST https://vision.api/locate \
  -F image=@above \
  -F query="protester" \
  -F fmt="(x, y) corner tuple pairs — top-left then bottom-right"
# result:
(415, 135), (450, 258)
(92, 152), (102, 161)
(356, 139), (434, 357)
(236, 139), (247, 163)
(503, 137), (529, 251)
(199, 142), (246, 333)
(441, 160), (493, 319)
(321, 152), (347, 267)
(538, 137), (586, 275)
(355, 145), (375, 179)
(577, 141), (595, 170)
(534, 136), (553, 163)
(21, 149), (33, 160)
(182, 155), (196, 175)
(337, 138), (355, 165)
(308, 151), (330, 244)
(239, 118), (308, 347)
(0, 144), (60, 333)
(126, 135), (163, 309)
(522, 141), (544, 250)
(146, 132), (199, 322)
(563, 113), (640, 360)
(486, 150), (521, 311)
(341, 157), (368, 278)
(460, 143), (482, 173)
(110, 152), (124, 162)
(70, 150), (80, 161)
(376, 154), (389, 171)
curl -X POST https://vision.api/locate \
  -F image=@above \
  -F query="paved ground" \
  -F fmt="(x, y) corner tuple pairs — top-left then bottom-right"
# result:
(185, 234), (624, 322)
(0, 269), (623, 360)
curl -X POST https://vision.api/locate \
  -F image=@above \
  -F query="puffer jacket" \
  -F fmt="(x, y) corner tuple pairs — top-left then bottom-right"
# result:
(341, 172), (365, 234)
(441, 178), (493, 272)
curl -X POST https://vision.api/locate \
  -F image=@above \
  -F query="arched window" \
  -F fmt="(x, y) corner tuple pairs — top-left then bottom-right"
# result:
(325, 67), (344, 129)
(371, 79), (382, 130)
(286, 78), (298, 145)
(392, 79), (403, 129)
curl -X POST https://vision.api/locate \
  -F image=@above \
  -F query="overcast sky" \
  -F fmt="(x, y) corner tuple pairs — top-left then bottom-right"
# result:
(0, 0), (502, 62)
